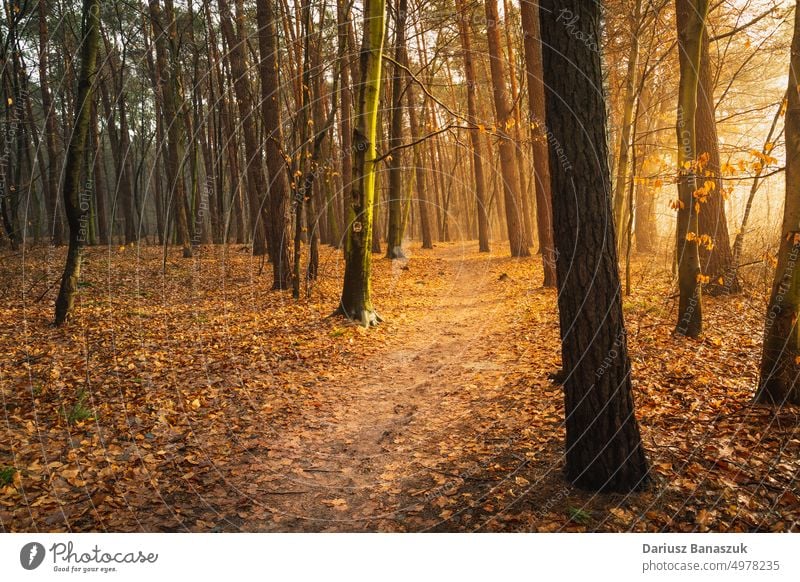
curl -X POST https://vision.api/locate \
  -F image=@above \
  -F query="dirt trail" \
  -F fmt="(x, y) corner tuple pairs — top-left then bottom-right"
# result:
(240, 242), (545, 531)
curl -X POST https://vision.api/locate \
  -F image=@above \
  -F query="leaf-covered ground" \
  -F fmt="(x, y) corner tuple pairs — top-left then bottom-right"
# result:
(1, 241), (798, 532)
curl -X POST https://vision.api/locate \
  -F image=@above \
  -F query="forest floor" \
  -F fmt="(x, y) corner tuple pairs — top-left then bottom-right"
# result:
(1, 241), (799, 532)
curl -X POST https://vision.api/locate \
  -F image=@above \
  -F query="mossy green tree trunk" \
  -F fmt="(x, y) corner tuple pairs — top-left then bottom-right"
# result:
(756, 4), (800, 407)
(54, 0), (100, 325)
(674, 0), (708, 338)
(338, 0), (386, 327)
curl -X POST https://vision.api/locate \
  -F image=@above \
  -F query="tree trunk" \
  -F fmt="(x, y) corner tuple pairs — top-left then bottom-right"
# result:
(696, 29), (737, 293)
(673, 0), (708, 338)
(756, 6), (800, 407)
(257, 0), (293, 289)
(539, 0), (650, 492)
(612, 0), (641, 243)
(336, 0), (354, 250)
(338, 0), (386, 327)
(386, 0), (408, 259)
(407, 86), (433, 249)
(520, 0), (556, 286)
(148, 0), (192, 258)
(484, 0), (529, 257)
(457, 0), (490, 252)
(54, 0), (100, 325)
(218, 0), (269, 256)
(38, 0), (64, 245)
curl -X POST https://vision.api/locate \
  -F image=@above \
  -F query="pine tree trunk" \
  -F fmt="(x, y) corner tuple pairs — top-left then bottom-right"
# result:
(457, 0), (490, 252)
(484, 0), (529, 257)
(539, 0), (649, 492)
(520, 0), (556, 286)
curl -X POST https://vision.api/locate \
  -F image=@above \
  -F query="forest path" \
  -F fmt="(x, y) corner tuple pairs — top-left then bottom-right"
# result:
(240, 241), (559, 531)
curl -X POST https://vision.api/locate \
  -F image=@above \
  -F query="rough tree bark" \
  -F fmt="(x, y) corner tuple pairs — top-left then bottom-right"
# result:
(756, 5), (800, 407)
(539, 0), (650, 492)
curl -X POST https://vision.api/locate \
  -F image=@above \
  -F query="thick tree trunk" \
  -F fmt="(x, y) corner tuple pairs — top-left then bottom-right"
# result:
(539, 0), (650, 492)
(457, 0), (490, 252)
(520, 0), (556, 286)
(484, 0), (529, 257)
(54, 0), (100, 325)
(338, 0), (386, 327)
(673, 0), (708, 338)
(756, 6), (800, 407)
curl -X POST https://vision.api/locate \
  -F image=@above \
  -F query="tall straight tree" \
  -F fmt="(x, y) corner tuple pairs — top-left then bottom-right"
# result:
(38, 0), (64, 245)
(520, 0), (555, 286)
(385, 0), (408, 259)
(338, 0), (386, 326)
(148, 0), (192, 258)
(54, 0), (100, 325)
(407, 84), (433, 249)
(674, 0), (708, 337)
(456, 0), (490, 253)
(257, 0), (292, 289)
(483, 0), (529, 257)
(756, 2), (800, 407)
(218, 0), (269, 256)
(696, 28), (737, 293)
(537, 0), (649, 492)
(611, 0), (642, 245)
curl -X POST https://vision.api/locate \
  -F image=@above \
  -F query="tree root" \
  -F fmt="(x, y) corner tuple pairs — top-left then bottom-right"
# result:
(332, 305), (383, 328)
